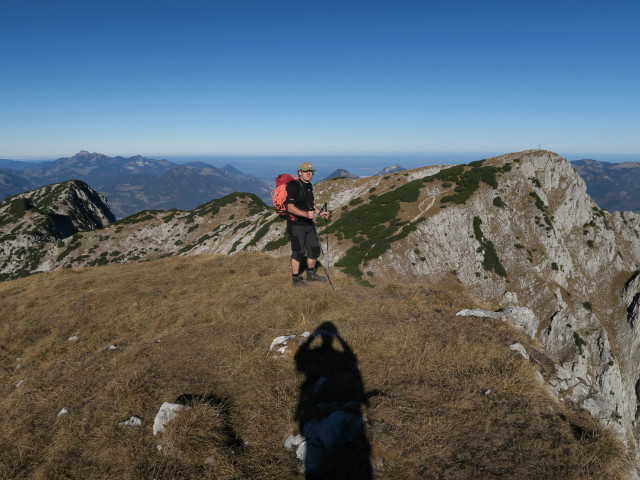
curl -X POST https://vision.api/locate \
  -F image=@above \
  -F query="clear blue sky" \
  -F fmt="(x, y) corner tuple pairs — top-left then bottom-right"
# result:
(1, 0), (639, 160)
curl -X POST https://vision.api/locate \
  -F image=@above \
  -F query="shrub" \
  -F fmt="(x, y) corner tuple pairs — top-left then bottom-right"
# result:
(574, 331), (587, 355)
(493, 196), (506, 208)
(472, 217), (507, 278)
(265, 235), (289, 251)
(332, 181), (424, 279)
(529, 192), (547, 212)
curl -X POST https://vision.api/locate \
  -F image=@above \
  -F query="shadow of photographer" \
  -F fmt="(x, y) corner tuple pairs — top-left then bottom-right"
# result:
(294, 321), (372, 480)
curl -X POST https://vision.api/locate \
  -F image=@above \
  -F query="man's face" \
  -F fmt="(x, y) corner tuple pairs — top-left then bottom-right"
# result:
(300, 170), (315, 183)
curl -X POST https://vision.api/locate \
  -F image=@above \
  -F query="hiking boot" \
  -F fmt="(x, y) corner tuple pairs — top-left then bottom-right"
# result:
(306, 269), (327, 282)
(292, 276), (307, 287)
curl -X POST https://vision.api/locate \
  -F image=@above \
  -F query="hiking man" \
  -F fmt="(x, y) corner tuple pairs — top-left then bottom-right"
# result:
(286, 162), (330, 287)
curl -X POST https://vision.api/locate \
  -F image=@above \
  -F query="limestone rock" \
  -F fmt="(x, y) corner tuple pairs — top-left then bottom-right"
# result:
(119, 416), (143, 427)
(509, 342), (529, 360)
(456, 306), (538, 338)
(269, 332), (310, 358)
(153, 402), (190, 436)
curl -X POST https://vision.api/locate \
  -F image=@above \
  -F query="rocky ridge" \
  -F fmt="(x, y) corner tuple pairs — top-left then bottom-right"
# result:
(0, 180), (115, 279)
(0, 151), (271, 218)
(3, 150), (640, 473)
(375, 164), (406, 175)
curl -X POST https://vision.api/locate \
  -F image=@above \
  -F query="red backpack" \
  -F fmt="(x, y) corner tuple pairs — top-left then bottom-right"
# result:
(271, 174), (299, 219)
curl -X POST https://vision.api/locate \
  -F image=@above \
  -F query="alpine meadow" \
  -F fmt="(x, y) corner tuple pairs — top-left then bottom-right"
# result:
(2, 149), (640, 479)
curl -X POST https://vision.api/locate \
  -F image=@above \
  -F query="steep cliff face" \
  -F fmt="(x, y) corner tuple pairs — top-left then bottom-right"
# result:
(313, 151), (640, 463)
(4, 151), (640, 470)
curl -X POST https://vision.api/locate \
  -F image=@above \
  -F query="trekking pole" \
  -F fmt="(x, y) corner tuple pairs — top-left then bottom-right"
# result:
(318, 203), (334, 289)
(322, 202), (329, 257)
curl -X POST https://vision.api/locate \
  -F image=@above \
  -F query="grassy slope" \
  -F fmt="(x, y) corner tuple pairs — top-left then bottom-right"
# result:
(0, 253), (630, 480)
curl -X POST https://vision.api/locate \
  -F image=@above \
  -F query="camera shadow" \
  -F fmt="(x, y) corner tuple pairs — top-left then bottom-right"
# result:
(294, 321), (372, 480)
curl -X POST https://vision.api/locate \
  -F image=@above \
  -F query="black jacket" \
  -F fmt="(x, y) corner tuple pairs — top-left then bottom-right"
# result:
(285, 180), (315, 226)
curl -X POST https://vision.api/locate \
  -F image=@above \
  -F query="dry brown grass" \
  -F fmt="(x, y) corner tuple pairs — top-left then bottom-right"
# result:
(0, 252), (631, 479)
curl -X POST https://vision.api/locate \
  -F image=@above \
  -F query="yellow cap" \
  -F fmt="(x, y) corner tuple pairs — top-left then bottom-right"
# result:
(299, 161), (315, 172)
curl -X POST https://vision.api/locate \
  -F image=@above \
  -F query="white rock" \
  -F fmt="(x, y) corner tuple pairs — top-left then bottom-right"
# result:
(119, 415), (143, 427)
(566, 378), (580, 389)
(555, 365), (573, 381)
(499, 307), (539, 338)
(284, 434), (305, 450)
(509, 342), (530, 360)
(456, 308), (496, 318)
(582, 394), (615, 420)
(296, 440), (307, 462)
(568, 383), (591, 402)
(67, 336), (79, 342)
(153, 402), (190, 435)
(502, 291), (519, 304)
(270, 332), (310, 352)
(284, 433), (308, 463)
(456, 306), (539, 338)
(57, 407), (69, 417)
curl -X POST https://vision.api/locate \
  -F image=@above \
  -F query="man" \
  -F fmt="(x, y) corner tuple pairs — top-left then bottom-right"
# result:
(285, 161), (330, 287)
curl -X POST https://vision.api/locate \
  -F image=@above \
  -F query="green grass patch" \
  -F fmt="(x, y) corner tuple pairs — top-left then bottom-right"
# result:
(115, 211), (161, 225)
(265, 235), (289, 251)
(246, 217), (281, 248)
(423, 162), (505, 205)
(332, 179), (424, 279)
(189, 192), (268, 220)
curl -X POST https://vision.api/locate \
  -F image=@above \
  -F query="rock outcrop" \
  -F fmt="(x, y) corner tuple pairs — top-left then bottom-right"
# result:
(0, 180), (115, 279)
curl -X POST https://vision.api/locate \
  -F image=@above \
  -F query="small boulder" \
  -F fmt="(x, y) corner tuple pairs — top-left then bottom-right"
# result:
(153, 402), (190, 436)
(509, 342), (529, 360)
(119, 415), (143, 427)
(269, 332), (310, 358)
(456, 306), (539, 337)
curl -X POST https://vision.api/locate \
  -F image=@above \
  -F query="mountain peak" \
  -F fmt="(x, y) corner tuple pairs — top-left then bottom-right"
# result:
(321, 169), (358, 181)
(73, 150), (99, 158)
(376, 164), (406, 176)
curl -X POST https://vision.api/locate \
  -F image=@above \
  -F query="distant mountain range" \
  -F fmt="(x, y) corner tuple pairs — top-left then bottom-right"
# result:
(2, 153), (640, 216)
(570, 159), (640, 212)
(0, 159), (50, 170)
(0, 151), (271, 218)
